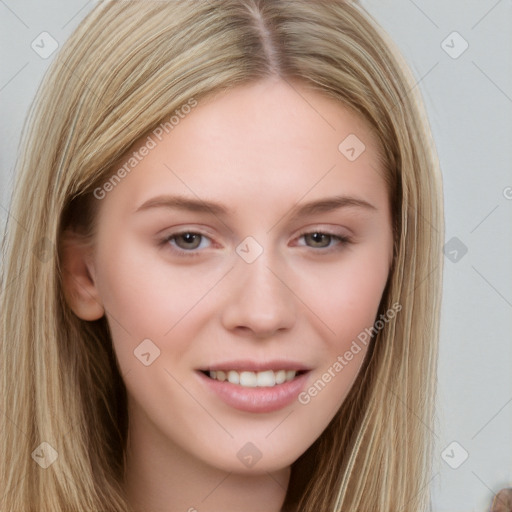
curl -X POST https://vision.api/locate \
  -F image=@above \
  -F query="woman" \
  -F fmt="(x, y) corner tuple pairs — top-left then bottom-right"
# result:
(0, 1), (444, 510)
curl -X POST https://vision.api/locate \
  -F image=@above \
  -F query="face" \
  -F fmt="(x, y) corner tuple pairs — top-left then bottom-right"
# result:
(83, 79), (393, 474)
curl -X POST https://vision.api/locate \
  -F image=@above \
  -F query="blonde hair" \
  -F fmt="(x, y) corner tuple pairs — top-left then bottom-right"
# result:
(0, 1), (443, 511)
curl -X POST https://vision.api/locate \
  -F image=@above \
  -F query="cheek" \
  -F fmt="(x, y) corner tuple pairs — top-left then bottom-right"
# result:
(92, 235), (169, 365)
(298, 250), (390, 347)
(293, 255), (390, 428)
(93, 236), (226, 368)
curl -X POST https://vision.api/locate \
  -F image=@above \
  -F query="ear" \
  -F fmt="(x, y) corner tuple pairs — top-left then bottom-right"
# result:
(59, 230), (105, 321)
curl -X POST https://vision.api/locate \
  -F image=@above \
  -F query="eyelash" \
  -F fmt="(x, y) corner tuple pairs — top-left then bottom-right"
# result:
(159, 229), (352, 257)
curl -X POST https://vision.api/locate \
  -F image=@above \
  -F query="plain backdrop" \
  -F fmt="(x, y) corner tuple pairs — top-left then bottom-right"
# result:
(1, 1), (511, 511)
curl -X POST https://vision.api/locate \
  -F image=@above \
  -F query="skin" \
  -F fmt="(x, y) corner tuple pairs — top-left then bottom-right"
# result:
(61, 78), (393, 512)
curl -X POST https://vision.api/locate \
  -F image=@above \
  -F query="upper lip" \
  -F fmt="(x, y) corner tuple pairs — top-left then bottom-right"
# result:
(198, 360), (311, 372)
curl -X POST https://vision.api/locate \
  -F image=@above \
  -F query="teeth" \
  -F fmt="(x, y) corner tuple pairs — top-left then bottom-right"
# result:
(275, 370), (286, 385)
(240, 371), (258, 387)
(208, 369), (298, 387)
(256, 370), (275, 387)
(227, 370), (239, 384)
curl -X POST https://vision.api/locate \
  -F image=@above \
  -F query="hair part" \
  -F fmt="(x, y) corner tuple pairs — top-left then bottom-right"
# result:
(0, 1), (443, 511)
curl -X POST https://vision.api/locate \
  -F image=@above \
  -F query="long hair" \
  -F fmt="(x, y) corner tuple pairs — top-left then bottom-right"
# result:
(0, 1), (443, 510)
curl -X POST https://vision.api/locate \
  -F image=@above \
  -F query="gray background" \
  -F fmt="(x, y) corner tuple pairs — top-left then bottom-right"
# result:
(1, 1), (511, 511)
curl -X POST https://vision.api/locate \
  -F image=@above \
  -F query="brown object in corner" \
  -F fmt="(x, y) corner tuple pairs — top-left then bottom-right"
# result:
(491, 488), (512, 512)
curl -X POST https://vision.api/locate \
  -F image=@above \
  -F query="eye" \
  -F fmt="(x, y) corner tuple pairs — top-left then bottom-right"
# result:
(297, 231), (351, 251)
(158, 229), (351, 257)
(161, 231), (212, 253)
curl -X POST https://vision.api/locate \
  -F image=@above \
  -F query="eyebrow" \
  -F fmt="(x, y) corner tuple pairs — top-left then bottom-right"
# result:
(133, 194), (377, 217)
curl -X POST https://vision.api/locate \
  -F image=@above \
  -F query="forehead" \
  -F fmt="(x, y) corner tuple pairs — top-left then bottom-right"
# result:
(101, 78), (388, 215)
(167, 78), (382, 164)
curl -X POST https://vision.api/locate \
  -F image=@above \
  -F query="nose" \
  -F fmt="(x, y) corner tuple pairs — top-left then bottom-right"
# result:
(220, 251), (296, 338)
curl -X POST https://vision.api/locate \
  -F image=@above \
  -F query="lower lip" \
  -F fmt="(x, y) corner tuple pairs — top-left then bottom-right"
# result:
(197, 371), (310, 413)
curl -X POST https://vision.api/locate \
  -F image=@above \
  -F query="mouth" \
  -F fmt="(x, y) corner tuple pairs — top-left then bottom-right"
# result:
(196, 363), (311, 413)
(200, 369), (308, 388)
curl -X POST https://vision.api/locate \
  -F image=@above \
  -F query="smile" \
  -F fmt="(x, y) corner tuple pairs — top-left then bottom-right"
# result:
(206, 369), (299, 387)
(198, 364), (311, 413)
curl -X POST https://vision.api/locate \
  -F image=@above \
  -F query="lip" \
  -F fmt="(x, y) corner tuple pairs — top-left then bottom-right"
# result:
(198, 359), (311, 373)
(196, 367), (311, 413)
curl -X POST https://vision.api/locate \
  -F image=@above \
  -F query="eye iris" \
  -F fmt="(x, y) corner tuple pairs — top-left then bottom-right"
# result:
(306, 232), (330, 248)
(176, 233), (201, 249)
(171, 233), (336, 250)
